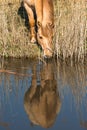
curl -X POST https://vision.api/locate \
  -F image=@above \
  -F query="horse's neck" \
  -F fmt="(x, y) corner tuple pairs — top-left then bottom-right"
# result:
(35, 0), (53, 23)
(43, 0), (54, 22)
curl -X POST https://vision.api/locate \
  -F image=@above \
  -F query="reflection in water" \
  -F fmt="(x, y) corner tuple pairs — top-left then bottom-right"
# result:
(80, 121), (87, 129)
(56, 61), (87, 129)
(57, 61), (87, 105)
(0, 58), (87, 130)
(24, 61), (61, 128)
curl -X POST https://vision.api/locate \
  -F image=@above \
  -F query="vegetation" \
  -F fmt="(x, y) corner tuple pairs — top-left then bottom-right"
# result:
(54, 0), (87, 61)
(0, 0), (87, 60)
(0, 1), (40, 58)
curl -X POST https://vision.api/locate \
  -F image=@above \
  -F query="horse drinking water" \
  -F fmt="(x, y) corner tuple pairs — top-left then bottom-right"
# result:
(23, 0), (54, 58)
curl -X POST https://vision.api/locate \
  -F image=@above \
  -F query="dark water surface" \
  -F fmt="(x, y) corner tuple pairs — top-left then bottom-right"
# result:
(0, 58), (87, 130)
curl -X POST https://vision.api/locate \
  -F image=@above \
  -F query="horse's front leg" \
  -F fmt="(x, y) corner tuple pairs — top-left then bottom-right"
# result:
(24, 2), (36, 43)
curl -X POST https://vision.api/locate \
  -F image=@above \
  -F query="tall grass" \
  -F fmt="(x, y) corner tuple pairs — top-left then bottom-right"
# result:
(0, 0), (87, 60)
(0, 1), (39, 58)
(54, 0), (87, 61)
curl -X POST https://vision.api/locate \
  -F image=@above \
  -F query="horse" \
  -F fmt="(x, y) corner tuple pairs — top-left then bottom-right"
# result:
(23, 0), (54, 58)
(24, 61), (61, 128)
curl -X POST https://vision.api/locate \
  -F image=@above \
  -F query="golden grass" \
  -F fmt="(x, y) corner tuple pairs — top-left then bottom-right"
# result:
(0, 0), (87, 60)
(0, 3), (40, 58)
(0, 0), (20, 4)
(54, 0), (87, 61)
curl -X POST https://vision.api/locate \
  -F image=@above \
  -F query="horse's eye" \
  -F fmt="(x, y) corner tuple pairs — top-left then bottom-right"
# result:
(39, 36), (43, 39)
(37, 21), (41, 27)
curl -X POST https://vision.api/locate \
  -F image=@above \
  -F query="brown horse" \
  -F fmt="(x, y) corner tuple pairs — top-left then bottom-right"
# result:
(24, 61), (61, 128)
(23, 0), (54, 58)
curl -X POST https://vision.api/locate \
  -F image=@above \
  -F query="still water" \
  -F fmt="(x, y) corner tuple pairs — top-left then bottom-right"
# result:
(0, 58), (87, 130)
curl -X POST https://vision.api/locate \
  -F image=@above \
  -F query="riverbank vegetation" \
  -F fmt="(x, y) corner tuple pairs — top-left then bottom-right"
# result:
(0, 0), (87, 60)
(54, 0), (87, 61)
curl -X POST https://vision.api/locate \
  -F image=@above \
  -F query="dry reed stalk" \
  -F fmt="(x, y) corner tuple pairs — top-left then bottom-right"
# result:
(0, 0), (20, 4)
(54, 0), (87, 61)
(0, 0), (86, 60)
(0, 69), (33, 77)
(0, 3), (39, 57)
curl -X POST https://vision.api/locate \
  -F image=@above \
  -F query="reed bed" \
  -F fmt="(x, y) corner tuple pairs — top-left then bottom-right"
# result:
(0, 1), (39, 58)
(54, 0), (87, 61)
(0, 0), (87, 60)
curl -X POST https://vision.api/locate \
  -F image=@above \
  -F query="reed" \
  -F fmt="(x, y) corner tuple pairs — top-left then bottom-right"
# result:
(54, 0), (87, 61)
(0, 2), (39, 58)
(0, 0), (87, 60)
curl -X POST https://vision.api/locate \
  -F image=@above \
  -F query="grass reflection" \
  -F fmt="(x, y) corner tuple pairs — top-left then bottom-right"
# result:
(0, 58), (87, 129)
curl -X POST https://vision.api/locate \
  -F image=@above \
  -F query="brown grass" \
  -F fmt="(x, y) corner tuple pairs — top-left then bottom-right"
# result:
(0, 2), (40, 58)
(54, 0), (87, 61)
(0, 0), (87, 60)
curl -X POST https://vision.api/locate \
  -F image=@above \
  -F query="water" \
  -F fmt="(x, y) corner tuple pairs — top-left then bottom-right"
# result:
(0, 58), (87, 130)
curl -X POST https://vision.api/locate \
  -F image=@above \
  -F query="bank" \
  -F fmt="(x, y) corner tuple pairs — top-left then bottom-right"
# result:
(0, 0), (87, 60)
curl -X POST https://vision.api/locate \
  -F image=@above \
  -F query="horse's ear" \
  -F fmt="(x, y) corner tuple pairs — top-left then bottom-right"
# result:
(37, 21), (41, 28)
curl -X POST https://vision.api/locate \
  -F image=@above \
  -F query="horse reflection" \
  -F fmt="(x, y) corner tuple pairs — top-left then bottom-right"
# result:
(24, 61), (61, 128)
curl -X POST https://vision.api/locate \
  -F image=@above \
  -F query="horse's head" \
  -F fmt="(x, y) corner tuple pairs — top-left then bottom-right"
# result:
(37, 22), (54, 58)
